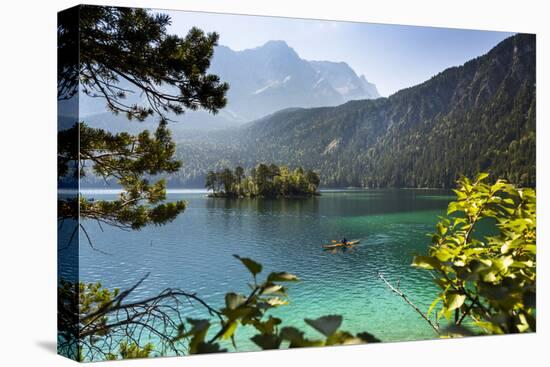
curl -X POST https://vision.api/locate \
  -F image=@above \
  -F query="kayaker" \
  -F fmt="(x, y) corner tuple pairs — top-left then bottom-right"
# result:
(341, 237), (348, 245)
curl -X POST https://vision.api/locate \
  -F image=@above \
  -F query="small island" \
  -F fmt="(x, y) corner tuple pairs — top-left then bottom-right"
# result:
(205, 163), (321, 198)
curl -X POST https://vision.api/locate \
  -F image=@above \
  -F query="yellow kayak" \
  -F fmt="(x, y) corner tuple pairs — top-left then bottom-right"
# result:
(322, 240), (360, 249)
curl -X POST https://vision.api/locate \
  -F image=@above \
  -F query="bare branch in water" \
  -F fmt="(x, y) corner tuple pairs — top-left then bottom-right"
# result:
(378, 272), (440, 335)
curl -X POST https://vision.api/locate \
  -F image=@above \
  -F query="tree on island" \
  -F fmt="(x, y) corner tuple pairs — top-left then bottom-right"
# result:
(235, 166), (245, 184)
(205, 164), (321, 197)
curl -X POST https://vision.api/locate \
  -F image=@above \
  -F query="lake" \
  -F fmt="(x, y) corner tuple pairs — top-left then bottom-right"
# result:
(76, 189), (453, 350)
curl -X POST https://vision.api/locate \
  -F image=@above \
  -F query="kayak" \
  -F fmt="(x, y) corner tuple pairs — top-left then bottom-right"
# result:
(322, 240), (360, 249)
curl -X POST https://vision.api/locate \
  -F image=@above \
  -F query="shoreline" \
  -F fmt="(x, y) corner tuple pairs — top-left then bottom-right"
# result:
(207, 192), (322, 199)
(75, 186), (455, 194)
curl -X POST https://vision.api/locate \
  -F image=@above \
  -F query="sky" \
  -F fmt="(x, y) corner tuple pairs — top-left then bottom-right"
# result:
(164, 10), (513, 97)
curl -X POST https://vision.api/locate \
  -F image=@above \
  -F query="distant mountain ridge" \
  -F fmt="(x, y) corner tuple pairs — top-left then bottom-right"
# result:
(204, 40), (380, 123)
(168, 34), (535, 189)
(79, 40), (379, 130)
(310, 60), (379, 101)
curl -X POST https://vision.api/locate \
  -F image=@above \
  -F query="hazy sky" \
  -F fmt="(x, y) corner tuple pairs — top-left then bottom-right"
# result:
(164, 10), (513, 96)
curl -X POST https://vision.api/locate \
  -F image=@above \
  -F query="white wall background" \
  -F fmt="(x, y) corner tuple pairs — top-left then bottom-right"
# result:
(0, 1), (547, 366)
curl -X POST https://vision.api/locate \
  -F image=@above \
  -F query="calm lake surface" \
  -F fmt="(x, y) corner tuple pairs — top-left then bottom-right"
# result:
(77, 189), (453, 349)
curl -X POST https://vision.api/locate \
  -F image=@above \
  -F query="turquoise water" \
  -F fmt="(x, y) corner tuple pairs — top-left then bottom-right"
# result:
(78, 189), (453, 350)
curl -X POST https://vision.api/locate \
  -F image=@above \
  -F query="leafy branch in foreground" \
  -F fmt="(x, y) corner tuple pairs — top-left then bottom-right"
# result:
(59, 256), (379, 361)
(384, 173), (535, 336)
(58, 122), (186, 231)
(58, 5), (228, 118)
(57, 274), (223, 361)
(174, 255), (379, 353)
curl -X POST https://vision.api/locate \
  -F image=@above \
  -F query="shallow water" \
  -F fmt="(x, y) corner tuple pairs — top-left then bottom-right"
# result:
(76, 189), (453, 350)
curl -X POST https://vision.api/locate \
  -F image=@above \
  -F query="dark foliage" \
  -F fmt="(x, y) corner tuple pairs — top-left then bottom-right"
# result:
(59, 5), (228, 119)
(206, 164), (320, 197)
(58, 5), (229, 230)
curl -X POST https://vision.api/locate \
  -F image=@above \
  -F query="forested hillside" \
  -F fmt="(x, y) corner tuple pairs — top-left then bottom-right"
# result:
(81, 34), (535, 189)
(170, 34), (535, 188)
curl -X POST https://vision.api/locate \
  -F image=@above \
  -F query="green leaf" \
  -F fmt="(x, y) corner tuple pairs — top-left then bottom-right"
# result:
(267, 272), (299, 282)
(325, 331), (362, 346)
(438, 307), (453, 321)
(357, 332), (381, 343)
(225, 292), (246, 310)
(447, 201), (463, 215)
(260, 284), (284, 295)
(494, 256), (513, 271)
(474, 320), (503, 334)
(280, 326), (304, 343)
(446, 293), (466, 311)
(412, 256), (442, 270)
(427, 297), (442, 317)
(434, 248), (453, 262)
(436, 222), (448, 236)
(482, 271), (497, 282)
(221, 321), (238, 340)
(305, 315), (342, 337)
(233, 255), (262, 276)
(195, 342), (227, 354)
(266, 297), (288, 307)
(252, 316), (281, 334)
(185, 318), (211, 354)
(476, 172), (490, 182)
(280, 327), (323, 348)
(251, 334), (281, 350)
(453, 259), (466, 267)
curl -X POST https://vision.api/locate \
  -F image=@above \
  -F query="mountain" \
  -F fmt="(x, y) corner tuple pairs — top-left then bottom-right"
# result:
(79, 40), (379, 130)
(204, 40), (341, 123)
(310, 60), (379, 101)
(169, 34), (535, 189)
(183, 41), (379, 126)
